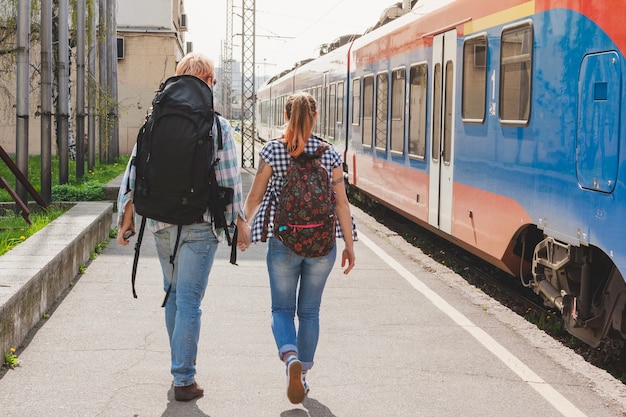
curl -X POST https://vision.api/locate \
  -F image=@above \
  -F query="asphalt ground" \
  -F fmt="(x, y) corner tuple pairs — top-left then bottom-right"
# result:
(1, 168), (626, 416)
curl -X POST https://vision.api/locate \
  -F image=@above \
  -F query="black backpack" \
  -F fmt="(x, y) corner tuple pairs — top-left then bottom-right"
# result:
(134, 75), (215, 224)
(129, 75), (235, 305)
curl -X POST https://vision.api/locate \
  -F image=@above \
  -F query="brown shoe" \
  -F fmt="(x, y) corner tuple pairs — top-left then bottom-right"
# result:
(286, 357), (305, 404)
(174, 381), (204, 401)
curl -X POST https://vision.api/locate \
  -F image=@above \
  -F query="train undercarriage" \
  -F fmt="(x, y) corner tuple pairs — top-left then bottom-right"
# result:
(522, 230), (626, 348)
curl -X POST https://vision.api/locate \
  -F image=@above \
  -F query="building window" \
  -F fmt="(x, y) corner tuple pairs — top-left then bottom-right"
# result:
(117, 37), (124, 60)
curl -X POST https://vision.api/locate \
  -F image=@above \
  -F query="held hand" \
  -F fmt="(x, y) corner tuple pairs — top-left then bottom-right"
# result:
(341, 247), (355, 274)
(236, 218), (251, 251)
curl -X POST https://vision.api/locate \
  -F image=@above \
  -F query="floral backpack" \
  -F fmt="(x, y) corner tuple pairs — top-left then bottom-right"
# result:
(262, 141), (336, 257)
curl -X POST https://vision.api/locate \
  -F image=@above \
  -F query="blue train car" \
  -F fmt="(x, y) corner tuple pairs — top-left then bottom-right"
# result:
(255, 0), (626, 348)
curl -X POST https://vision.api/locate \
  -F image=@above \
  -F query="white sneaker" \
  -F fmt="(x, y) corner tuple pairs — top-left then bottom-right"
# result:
(301, 372), (310, 397)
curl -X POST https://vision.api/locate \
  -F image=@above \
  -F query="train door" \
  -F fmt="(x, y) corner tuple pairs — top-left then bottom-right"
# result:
(428, 30), (457, 234)
(576, 51), (620, 194)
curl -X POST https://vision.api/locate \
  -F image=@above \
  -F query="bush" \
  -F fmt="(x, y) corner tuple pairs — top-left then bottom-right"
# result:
(51, 182), (105, 201)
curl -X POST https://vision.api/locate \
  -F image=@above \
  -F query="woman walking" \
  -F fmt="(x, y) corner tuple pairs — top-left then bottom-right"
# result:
(237, 91), (357, 404)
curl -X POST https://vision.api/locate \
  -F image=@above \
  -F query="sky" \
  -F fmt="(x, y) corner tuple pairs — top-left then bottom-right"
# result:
(183, 0), (399, 77)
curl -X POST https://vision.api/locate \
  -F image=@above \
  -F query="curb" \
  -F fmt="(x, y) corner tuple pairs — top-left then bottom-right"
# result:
(0, 202), (113, 355)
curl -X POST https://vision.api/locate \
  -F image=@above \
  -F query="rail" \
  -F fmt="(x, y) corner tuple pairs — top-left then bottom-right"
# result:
(0, 146), (48, 224)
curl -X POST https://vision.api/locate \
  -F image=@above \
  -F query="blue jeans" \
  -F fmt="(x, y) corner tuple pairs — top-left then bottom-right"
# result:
(267, 237), (336, 371)
(154, 223), (218, 387)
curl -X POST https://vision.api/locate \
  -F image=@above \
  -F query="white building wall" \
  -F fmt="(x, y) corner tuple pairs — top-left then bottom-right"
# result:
(118, 0), (172, 29)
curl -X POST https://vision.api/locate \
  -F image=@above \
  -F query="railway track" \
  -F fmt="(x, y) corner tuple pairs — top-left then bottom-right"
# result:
(349, 192), (626, 384)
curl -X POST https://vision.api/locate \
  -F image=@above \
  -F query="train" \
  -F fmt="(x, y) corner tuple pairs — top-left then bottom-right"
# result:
(254, 0), (626, 349)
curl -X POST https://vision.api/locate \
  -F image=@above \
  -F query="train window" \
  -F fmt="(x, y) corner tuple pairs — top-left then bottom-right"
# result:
(323, 83), (330, 137)
(272, 99), (277, 127)
(280, 96), (286, 126)
(276, 97), (283, 127)
(432, 63), (442, 162)
(375, 72), (388, 150)
(329, 83), (337, 140)
(352, 78), (360, 126)
(316, 86), (322, 134)
(409, 63), (427, 159)
(390, 68), (406, 154)
(443, 61), (453, 164)
(499, 20), (533, 125)
(337, 81), (344, 125)
(362, 76), (374, 147)
(462, 34), (487, 123)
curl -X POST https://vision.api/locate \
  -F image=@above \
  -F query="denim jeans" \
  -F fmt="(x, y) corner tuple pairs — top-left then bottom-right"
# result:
(154, 223), (218, 387)
(267, 237), (337, 371)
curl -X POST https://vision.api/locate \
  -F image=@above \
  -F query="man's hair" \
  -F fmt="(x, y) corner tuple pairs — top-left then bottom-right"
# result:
(175, 52), (214, 84)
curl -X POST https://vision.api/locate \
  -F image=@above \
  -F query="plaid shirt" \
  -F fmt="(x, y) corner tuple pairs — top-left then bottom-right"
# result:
(250, 136), (358, 243)
(117, 115), (243, 240)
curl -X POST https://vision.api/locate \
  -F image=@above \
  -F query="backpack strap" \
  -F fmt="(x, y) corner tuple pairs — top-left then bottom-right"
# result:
(230, 226), (238, 265)
(161, 224), (183, 308)
(214, 112), (224, 151)
(131, 216), (147, 299)
(126, 156), (135, 193)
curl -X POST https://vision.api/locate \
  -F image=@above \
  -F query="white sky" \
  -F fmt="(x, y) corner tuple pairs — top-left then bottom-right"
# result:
(183, 0), (397, 76)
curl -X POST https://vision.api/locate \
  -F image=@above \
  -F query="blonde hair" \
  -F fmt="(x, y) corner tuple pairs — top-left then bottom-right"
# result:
(175, 52), (214, 85)
(283, 92), (317, 157)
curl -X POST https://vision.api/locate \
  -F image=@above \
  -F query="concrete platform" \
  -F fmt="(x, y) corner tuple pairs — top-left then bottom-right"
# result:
(1, 169), (626, 416)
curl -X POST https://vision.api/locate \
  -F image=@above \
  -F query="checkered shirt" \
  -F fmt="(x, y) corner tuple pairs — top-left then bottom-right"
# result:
(249, 136), (358, 243)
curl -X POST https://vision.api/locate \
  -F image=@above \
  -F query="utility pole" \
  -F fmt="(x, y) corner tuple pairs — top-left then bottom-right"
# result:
(240, 0), (255, 168)
(223, 0), (233, 120)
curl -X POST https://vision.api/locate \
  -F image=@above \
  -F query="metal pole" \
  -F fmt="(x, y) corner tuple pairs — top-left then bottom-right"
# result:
(241, 0), (256, 168)
(106, 0), (119, 161)
(15, 0), (30, 204)
(76, 0), (86, 178)
(98, 0), (108, 163)
(224, 0), (233, 120)
(87, 0), (97, 170)
(40, 0), (53, 204)
(58, 0), (70, 184)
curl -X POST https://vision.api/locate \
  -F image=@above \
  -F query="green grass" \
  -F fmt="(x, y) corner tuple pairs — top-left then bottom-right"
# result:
(0, 155), (129, 202)
(0, 206), (68, 256)
(0, 154), (129, 255)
